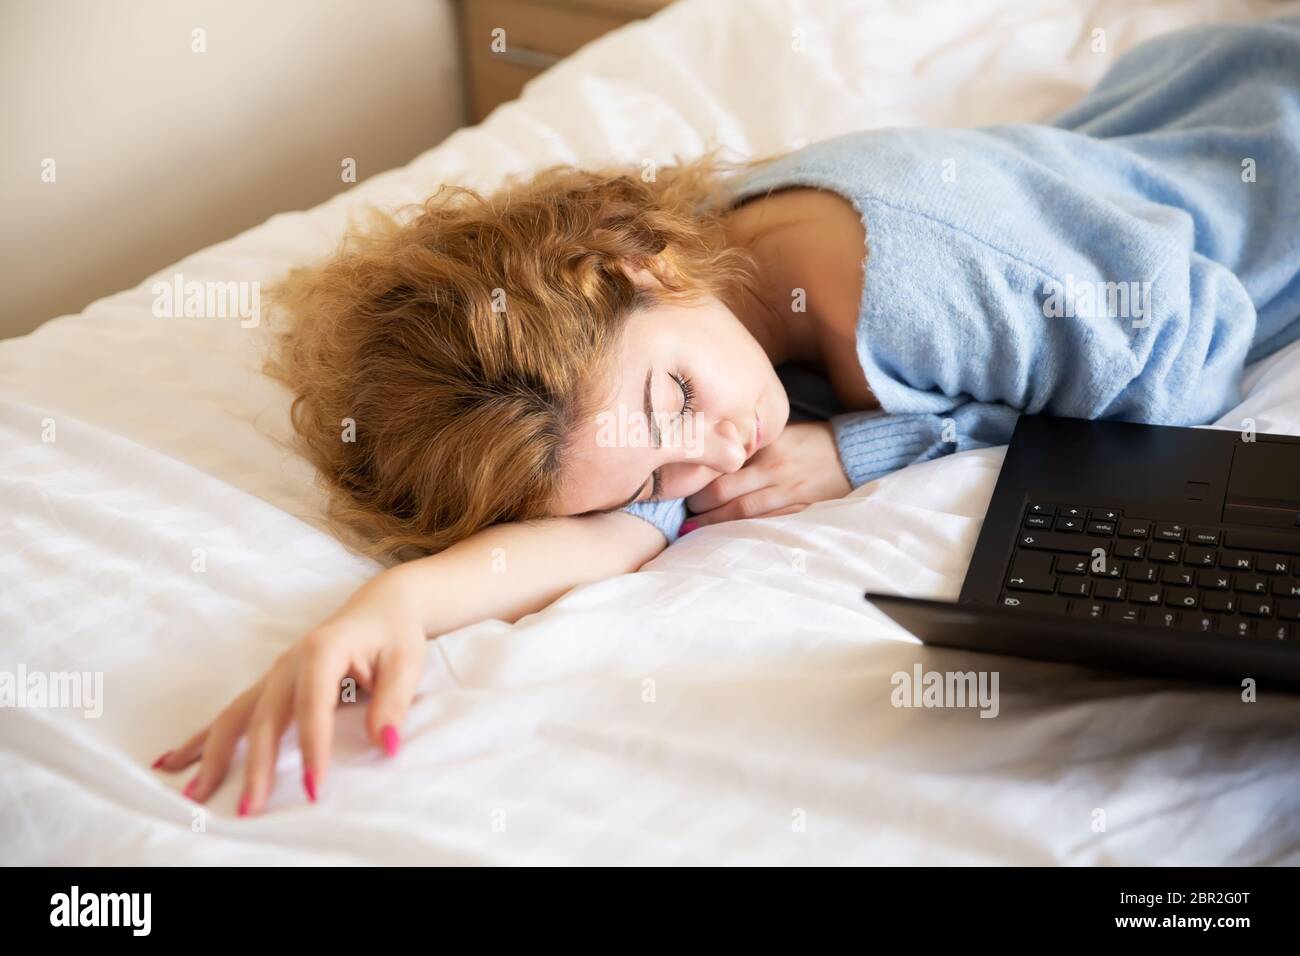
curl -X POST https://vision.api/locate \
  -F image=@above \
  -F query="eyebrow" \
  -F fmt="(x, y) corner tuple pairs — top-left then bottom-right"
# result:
(581, 364), (661, 516)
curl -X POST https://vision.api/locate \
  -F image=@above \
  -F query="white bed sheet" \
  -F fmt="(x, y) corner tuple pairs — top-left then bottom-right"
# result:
(3, 0), (1300, 865)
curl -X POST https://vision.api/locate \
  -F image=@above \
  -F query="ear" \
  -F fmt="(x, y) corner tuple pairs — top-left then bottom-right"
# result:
(619, 254), (676, 290)
(622, 265), (661, 290)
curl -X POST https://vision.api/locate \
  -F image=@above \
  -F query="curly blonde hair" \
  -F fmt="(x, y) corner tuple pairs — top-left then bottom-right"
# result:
(266, 144), (787, 560)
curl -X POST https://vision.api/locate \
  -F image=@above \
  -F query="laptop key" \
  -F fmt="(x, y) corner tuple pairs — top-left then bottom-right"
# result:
(1188, 528), (1220, 546)
(1154, 522), (1186, 542)
(1026, 503), (1057, 518)
(1086, 520), (1116, 535)
(1221, 550), (1254, 571)
(1095, 581), (1126, 601)
(1005, 572), (1055, 594)
(1149, 544), (1181, 563)
(1054, 555), (1088, 575)
(1117, 607), (1144, 623)
(1199, 570), (1232, 590)
(1018, 532), (1111, 555)
(1069, 601), (1106, 619)
(1279, 599), (1300, 620)
(1260, 556), (1291, 575)
(1129, 583), (1161, 605)
(1126, 562), (1159, 583)
(1204, 593), (1236, 614)
(1273, 579), (1300, 598)
(1090, 559), (1124, 579)
(998, 593), (1068, 614)
(1089, 508), (1121, 522)
(1165, 588), (1198, 609)
(1055, 516), (1085, 533)
(1261, 623), (1293, 641)
(1224, 528), (1300, 557)
(1024, 514), (1052, 529)
(1184, 613), (1216, 634)
(1116, 542), (1147, 561)
(1240, 596), (1274, 617)
(1118, 520), (1151, 538)
(1162, 567), (1196, 587)
(1154, 610), (1180, 628)
(1058, 577), (1091, 597)
(1219, 618), (1254, 637)
(1234, 575), (1268, 594)
(1184, 547), (1217, 567)
(1008, 551), (1053, 577)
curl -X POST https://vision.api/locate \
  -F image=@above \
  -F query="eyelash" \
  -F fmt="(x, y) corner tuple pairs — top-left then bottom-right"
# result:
(649, 372), (696, 502)
(670, 371), (696, 419)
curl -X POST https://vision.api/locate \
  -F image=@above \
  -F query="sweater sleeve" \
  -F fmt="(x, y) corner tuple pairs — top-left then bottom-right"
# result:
(818, 43), (1293, 478)
(830, 403), (1022, 488)
(621, 497), (688, 544)
(836, 177), (1258, 484)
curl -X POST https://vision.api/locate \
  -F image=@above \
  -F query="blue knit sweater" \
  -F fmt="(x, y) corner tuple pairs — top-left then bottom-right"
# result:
(625, 16), (1300, 544)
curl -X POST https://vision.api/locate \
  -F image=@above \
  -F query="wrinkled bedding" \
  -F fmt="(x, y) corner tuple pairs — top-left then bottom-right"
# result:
(3, 0), (1299, 864)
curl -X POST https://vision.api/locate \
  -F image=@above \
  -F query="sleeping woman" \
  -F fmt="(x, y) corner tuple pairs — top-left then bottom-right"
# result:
(154, 17), (1300, 815)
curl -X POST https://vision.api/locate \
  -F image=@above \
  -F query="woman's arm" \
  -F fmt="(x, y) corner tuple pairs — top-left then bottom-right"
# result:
(392, 510), (667, 634)
(154, 512), (666, 815)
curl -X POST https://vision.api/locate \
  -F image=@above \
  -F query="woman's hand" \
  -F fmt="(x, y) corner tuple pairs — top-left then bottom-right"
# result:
(682, 421), (851, 529)
(152, 569), (428, 816)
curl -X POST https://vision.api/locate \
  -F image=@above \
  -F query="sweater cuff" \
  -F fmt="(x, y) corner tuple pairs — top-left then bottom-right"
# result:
(829, 410), (946, 488)
(621, 497), (688, 544)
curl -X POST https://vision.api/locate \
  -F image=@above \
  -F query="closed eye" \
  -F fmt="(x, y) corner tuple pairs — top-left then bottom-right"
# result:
(646, 372), (696, 502)
(613, 367), (698, 509)
(670, 371), (696, 419)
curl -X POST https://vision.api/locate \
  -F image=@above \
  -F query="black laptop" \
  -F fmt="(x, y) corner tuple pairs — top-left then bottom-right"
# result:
(864, 414), (1300, 690)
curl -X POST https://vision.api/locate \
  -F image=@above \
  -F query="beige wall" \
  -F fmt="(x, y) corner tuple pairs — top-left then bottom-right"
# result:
(1, 0), (464, 339)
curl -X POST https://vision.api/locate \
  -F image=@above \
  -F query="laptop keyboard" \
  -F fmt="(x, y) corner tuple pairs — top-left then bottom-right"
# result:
(999, 503), (1300, 640)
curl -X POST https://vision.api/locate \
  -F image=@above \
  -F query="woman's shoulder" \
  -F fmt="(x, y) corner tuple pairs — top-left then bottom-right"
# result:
(724, 186), (875, 411)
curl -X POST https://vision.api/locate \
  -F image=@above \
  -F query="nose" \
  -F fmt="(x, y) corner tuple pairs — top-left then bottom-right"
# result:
(692, 416), (747, 474)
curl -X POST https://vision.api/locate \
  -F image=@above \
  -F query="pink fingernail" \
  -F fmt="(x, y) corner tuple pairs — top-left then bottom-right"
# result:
(302, 769), (317, 803)
(381, 724), (400, 758)
(151, 751), (172, 770)
(183, 776), (199, 800)
(680, 521), (700, 536)
(237, 794), (251, 817)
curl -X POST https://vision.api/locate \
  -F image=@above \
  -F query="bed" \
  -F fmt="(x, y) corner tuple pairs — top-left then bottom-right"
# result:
(4, 0), (1300, 865)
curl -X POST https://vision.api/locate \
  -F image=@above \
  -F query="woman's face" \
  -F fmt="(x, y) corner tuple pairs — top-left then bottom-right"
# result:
(553, 272), (790, 517)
